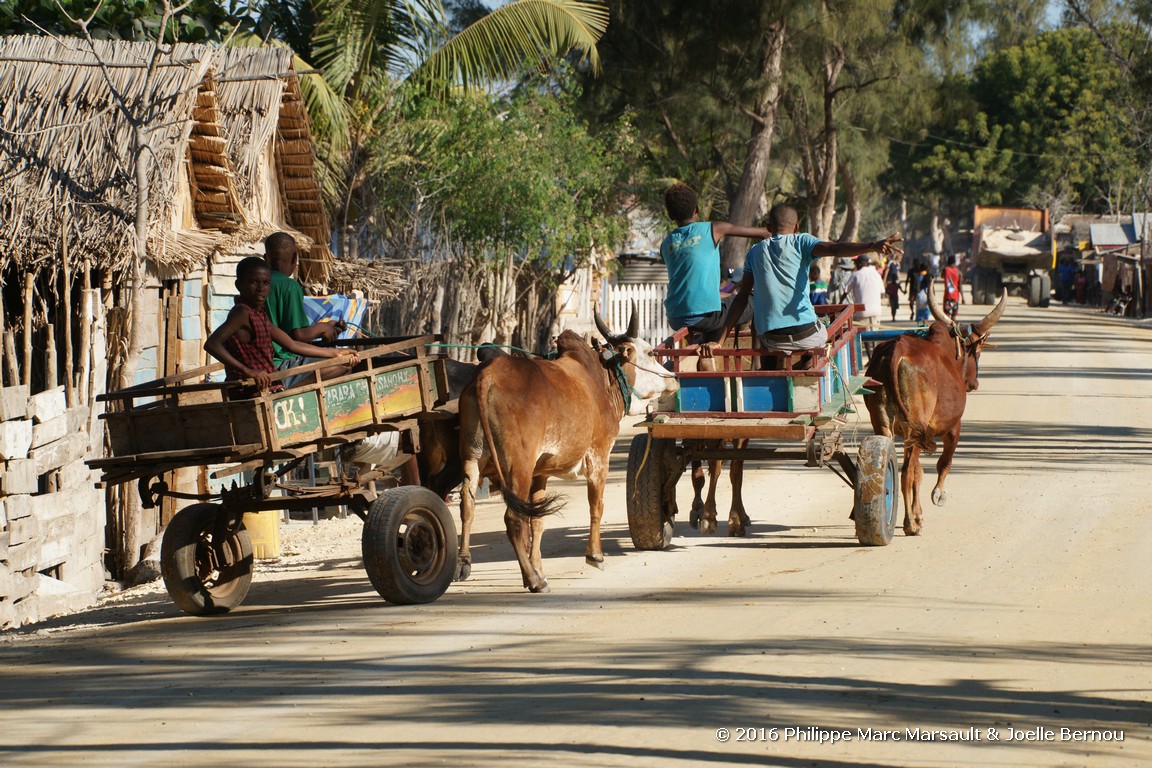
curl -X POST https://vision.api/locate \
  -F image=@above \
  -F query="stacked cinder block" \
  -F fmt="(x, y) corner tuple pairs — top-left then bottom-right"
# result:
(1, 385), (105, 628)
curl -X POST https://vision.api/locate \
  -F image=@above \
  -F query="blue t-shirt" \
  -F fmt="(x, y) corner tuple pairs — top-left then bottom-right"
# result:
(660, 221), (721, 320)
(743, 233), (822, 332)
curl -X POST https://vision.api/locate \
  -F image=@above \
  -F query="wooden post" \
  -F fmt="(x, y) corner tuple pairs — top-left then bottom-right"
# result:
(44, 322), (57, 388)
(77, 268), (92, 405)
(22, 272), (33, 387)
(62, 222), (75, 406)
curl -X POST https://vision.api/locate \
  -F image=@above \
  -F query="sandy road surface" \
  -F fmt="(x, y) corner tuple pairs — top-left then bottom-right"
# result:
(1, 298), (1150, 767)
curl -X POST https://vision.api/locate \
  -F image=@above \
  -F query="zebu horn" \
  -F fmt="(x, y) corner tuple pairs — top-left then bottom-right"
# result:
(928, 281), (955, 326)
(593, 307), (625, 345)
(626, 300), (639, 340)
(972, 290), (1008, 337)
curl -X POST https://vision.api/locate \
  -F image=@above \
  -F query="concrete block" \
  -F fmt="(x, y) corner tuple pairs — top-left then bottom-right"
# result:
(56, 459), (92, 490)
(0, 419), (33, 460)
(0, 599), (16, 629)
(0, 568), (34, 601)
(1, 459), (39, 495)
(210, 309), (230, 331)
(211, 274), (238, 298)
(38, 535), (69, 568)
(179, 338), (203, 370)
(181, 295), (201, 319)
(12, 594), (37, 626)
(184, 278), (204, 298)
(0, 385), (30, 422)
(28, 386), (66, 424)
(75, 532), (105, 565)
(32, 490), (73, 524)
(65, 406), (90, 436)
(3, 539), (41, 571)
(0, 497), (6, 529)
(31, 414), (68, 449)
(36, 574), (98, 619)
(179, 315), (203, 341)
(30, 432), (89, 475)
(8, 514), (39, 546)
(5, 494), (33, 520)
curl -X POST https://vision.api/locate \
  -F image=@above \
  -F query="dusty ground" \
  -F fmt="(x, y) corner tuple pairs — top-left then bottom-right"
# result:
(1, 297), (1150, 767)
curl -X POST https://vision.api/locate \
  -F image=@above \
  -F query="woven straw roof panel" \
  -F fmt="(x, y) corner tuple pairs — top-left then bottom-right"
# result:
(0, 35), (216, 273)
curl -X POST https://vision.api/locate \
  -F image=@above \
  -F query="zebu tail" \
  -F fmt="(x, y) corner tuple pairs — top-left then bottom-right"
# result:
(476, 374), (562, 519)
(892, 354), (938, 454)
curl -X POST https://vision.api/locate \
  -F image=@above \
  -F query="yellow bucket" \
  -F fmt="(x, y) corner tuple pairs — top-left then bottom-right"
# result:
(242, 510), (282, 560)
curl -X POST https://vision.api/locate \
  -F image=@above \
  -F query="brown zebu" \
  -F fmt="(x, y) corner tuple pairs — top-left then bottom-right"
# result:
(863, 287), (1006, 534)
(457, 312), (678, 592)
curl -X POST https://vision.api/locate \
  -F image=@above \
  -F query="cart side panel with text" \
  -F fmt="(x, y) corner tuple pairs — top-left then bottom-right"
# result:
(625, 305), (900, 548)
(88, 335), (460, 615)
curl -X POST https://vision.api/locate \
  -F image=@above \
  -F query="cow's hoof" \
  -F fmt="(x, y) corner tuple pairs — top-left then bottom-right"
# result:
(689, 505), (702, 529)
(528, 580), (551, 594)
(454, 561), (472, 582)
(903, 524), (922, 536)
(585, 555), (605, 570)
(699, 519), (717, 536)
(728, 525), (746, 538)
(931, 488), (947, 506)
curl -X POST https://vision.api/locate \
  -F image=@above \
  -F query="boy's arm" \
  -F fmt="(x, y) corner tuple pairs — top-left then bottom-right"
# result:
(269, 324), (359, 366)
(812, 233), (903, 261)
(204, 306), (273, 391)
(291, 319), (344, 343)
(712, 222), (772, 243)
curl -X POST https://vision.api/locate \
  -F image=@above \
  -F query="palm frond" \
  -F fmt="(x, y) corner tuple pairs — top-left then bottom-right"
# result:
(413, 0), (609, 90)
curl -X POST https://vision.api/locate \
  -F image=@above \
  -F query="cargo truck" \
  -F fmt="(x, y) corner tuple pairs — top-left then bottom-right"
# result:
(969, 205), (1056, 306)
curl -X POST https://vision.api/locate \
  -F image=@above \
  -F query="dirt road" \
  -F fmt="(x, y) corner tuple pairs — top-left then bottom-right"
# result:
(2, 298), (1150, 767)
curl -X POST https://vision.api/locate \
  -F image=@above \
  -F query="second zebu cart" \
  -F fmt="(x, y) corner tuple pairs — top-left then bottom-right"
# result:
(88, 336), (459, 616)
(626, 305), (900, 548)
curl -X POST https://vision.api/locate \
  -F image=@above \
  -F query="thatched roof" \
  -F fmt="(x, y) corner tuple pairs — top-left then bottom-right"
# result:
(0, 35), (332, 281)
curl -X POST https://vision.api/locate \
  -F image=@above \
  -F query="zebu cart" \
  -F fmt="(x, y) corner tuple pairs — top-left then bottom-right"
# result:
(88, 336), (458, 616)
(626, 305), (900, 548)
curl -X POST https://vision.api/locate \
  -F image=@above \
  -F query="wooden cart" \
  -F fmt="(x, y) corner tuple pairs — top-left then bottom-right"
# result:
(89, 336), (459, 616)
(625, 305), (901, 548)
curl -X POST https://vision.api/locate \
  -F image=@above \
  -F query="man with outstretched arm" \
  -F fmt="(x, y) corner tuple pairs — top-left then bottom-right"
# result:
(702, 204), (902, 364)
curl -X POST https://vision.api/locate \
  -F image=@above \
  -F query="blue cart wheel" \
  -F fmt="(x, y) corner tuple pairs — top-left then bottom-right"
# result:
(853, 436), (900, 546)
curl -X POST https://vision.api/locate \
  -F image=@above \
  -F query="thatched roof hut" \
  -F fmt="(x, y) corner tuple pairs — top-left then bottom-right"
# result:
(0, 35), (332, 282)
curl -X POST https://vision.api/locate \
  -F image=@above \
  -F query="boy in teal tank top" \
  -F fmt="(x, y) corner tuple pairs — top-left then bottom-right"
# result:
(659, 183), (773, 342)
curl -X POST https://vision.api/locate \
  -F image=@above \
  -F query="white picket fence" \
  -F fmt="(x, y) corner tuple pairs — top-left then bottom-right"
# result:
(602, 282), (669, 348)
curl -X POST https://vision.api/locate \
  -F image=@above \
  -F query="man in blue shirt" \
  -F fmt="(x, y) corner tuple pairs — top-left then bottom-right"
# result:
(660, 183), (773, 342)
(705, 204), (901, 361)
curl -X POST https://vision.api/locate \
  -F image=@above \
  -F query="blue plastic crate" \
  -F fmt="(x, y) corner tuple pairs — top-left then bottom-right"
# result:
(737, 376), (792, 412)
(677, 378), (729, 412)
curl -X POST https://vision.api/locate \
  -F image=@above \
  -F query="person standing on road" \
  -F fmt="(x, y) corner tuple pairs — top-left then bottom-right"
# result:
(843, 254), (885, 331)
(883, 255), (903, 322)
(942, 255), (964, 321)
(703, 204), (901, 367)
(659, 183), (774, 343)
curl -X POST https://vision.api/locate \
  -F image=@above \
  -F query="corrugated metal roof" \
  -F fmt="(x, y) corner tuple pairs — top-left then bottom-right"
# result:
(1089, 223), (1137, 248)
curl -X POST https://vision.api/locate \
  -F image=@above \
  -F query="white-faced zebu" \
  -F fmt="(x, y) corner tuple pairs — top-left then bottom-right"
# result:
(457, 310), (679, 592)
(863, 286), (1006, 534)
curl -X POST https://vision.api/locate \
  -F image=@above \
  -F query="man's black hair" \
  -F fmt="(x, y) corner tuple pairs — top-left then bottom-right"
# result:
(237, 256), (272, 280)
(767, 204), (798, 232)
(264, 231), (297, 259)
(664, 183), (697, 223)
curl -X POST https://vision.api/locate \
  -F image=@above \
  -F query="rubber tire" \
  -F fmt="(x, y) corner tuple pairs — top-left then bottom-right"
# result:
(363, 486), (457, 605)
(626, 433), (675, 551)
(1038, 272), (1051, 308)
(161, 503), (254, 616)
(1027, 274), (1042, 307)
(854, 435), (900, 546)
(971, 268), (989, 305)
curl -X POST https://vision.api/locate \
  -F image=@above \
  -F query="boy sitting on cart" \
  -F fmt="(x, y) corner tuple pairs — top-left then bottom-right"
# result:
(205, 256), (359, 398)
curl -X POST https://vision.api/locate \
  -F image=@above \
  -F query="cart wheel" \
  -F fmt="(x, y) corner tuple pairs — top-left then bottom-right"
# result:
(853, 436), (900, 546)
(363, 486), (457, 605)
(160, 503), (253, 616)
(626, 433), (675, 551)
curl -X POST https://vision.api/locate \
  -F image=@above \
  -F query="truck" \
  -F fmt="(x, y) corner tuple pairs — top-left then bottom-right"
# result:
(969, 205), (1056, 306)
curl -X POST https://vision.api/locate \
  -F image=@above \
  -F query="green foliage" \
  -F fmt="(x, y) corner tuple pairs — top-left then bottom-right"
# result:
(363, 81), (634, 278)
(888, 26), (1145, 213)
(0, 0), (255, 42)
